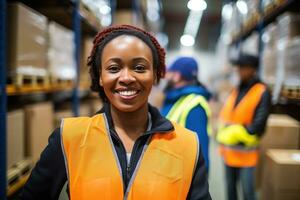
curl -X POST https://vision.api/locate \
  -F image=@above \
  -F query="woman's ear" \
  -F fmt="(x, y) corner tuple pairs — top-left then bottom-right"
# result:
(99, 78), (103, 86)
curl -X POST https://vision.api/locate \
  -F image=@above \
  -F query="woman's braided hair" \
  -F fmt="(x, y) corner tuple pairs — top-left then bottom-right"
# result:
(87, 24), (166, 101)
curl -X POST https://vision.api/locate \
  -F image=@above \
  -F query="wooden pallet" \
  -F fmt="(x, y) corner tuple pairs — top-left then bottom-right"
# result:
(7, 159), (33, 196)
(8, 73), (50, 87)
(50, 76), (74, 86)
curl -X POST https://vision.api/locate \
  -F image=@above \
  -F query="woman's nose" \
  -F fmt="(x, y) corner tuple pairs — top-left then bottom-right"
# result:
(119, 68), (136, 84)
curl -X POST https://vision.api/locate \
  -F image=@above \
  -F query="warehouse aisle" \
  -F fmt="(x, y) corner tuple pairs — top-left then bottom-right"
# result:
(209, 139), (226, 200)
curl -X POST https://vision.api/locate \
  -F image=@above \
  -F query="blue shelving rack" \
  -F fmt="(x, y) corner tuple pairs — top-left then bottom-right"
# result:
(72, 0), (81, 117)
(0, 0), (7, 199)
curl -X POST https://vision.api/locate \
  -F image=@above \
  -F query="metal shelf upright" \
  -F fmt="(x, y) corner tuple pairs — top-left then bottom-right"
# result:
(0, 0), (7, 199)
(72, 0), (81, 116)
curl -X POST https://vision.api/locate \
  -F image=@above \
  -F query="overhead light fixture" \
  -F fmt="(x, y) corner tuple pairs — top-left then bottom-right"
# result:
(236, 0), (248, 15)
(99, 5), (111, 15)
(187, 0), (207, 11)
(180, 34), (195, 47)
(222, 4), (233, 20)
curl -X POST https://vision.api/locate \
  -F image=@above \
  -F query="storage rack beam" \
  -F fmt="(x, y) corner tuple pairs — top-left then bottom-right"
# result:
(72, 0), (81, 116)
(0, 0), (7, 199)
(231, 0), (299, 45)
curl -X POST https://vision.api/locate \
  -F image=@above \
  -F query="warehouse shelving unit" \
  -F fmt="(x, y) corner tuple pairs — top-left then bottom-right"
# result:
(229, 0), (300, 120)
(230, 0), (299, 44)
(1, 0), (105, 198)
(0, 1), (7, 199)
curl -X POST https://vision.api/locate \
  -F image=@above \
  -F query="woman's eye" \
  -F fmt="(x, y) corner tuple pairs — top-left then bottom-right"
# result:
(107, 65), (120, 73)
(134, 65), (146, 72)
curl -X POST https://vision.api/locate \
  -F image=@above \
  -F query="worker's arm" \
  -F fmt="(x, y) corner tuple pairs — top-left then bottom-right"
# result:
(246, 89), (271, 137)
(20, 128), (67, 200)
(186, 106), (210, 169)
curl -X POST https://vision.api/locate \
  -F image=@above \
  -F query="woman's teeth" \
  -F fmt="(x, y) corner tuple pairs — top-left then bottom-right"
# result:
(118, 90), (137, 96)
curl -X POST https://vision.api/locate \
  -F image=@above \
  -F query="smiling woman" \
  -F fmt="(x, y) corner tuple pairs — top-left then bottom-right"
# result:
(20, 25), (211, 200)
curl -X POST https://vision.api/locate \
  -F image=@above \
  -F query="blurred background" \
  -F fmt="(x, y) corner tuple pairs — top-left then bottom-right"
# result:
(1, 0), (300, 199)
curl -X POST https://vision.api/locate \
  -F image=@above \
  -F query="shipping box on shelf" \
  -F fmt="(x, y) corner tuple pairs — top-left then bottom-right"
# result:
(277, 13), (300, 40)
(260, 114), (300, 150)
(7, 3), (48, 75)
(113, 10), (144, 27)
(24, 102), (54, 162)
(262, 149), (300, 200)
(80, 37), (93, 88)
(90, 98), (103, 115)
(54, 109), (73, 128)
(48, 21), (76, 82)
(256, 114), (300, 188)
(80, 102), (92, 117)
(7, 110), (25, 169)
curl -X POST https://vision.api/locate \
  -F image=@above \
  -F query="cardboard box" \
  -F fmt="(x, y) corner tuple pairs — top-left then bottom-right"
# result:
(7, 110), (25, 168)
(260, 114), (300, 149)
(80, 37), (93, 88)
(7, 3), (48, 73)
(262, 149), (300, 200)
(48, 21), (76, 80)
(113, 10), (144, 27)
(256, 114), (300, 188)
(24, 102), (54, 162)
(54, 109), (73, 128)
(80, 102), (92, 116)
(278, 13), (300, 40)
(90, 98), (103, 115)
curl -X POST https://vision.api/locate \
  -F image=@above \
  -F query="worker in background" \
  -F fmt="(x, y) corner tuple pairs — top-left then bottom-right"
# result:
(161, 57), (212, 171)
(217, 53), (271, 200)
(20, 25), (211, 200)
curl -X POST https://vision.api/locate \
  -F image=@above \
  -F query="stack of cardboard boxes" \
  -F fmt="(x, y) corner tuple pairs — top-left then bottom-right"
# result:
(7, 3), (48, 82)
(262, 149), (300, 200)
(80, 37), (93, 88)
(48, 21), (76, 82)
(257, 114), (300, 200)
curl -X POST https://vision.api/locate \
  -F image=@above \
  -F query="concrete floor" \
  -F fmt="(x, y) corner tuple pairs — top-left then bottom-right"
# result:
(209, 139), (226, 200)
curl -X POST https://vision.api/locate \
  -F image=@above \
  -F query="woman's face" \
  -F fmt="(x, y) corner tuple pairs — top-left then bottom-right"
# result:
(100, 35), (155, 112)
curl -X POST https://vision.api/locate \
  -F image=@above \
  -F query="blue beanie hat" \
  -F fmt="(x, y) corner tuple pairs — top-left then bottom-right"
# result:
(168, 57), (198, 81)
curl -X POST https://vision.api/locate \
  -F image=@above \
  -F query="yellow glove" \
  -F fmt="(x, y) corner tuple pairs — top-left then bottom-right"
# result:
(232, 125), (259, 147)
(216, 126), (240, 145)
(217, 124), (259, 147)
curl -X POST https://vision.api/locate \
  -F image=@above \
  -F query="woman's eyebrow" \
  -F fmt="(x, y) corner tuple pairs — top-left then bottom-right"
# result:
(132, 57), (150, 63)
(103, 57), (122, 64)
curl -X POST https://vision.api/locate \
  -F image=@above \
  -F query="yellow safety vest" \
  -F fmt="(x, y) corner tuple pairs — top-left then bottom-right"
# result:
(166, 94), (212, 135)
(61, 113), (199, 200)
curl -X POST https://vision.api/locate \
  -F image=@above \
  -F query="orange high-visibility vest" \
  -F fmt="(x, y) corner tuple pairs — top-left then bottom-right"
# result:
(61, 113), (199, 200)
(219, 83), (266, 167)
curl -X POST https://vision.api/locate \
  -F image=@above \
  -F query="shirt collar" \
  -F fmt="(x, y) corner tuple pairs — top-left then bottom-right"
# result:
(98, 102), (174, 135)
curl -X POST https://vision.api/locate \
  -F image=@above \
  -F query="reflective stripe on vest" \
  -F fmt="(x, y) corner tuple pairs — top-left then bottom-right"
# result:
(218, 83), (266, 167)
(61, 114), (198, 200)
(166, 94), (212, 135)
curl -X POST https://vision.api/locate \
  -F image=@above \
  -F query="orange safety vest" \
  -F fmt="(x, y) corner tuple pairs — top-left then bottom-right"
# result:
(61, 113), (199, 200)
(219, 83), (266, 167)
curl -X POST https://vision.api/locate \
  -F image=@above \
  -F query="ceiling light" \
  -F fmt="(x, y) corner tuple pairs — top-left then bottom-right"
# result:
(180, 34), (195, 47)
(187, 0), (207, 11)
(236, 0), (248, 15)
(99, 5), (111, 15)
(222, 4), (233, 20)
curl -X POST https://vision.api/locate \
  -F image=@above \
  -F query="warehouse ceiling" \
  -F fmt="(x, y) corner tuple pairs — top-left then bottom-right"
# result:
(161, 0), (222, 51)
(116, 0), (222, 51)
